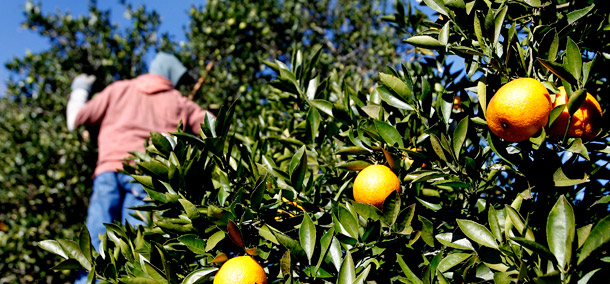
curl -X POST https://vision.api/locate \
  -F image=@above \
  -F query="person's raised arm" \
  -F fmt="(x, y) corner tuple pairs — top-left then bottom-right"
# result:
(66, 74), (96, 131)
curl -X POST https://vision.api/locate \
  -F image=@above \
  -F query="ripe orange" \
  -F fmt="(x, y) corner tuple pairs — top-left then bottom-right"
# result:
(353, 165), (401, 209)
(486, 78), (552, 142)
(213, 256), (267, 284)
(548, 87), (603, 141)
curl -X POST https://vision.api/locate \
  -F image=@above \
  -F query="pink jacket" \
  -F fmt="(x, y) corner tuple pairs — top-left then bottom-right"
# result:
(75, 74), (211, 177)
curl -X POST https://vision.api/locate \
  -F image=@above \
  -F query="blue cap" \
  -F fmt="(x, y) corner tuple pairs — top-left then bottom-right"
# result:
(148, 52), (188, 87)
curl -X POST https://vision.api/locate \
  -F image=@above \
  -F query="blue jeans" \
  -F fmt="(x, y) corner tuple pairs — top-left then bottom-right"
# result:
(74, 172), (148, 284)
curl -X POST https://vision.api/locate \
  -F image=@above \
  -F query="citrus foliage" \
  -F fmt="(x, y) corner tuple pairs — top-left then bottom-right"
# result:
(0, 2), (168, 282)
(2, 0), (610, 283)
(1, 0), (421, 282)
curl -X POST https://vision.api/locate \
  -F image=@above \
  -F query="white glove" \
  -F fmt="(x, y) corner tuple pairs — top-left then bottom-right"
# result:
(67, 74), (96, 131)
(70, 74), (96, 92)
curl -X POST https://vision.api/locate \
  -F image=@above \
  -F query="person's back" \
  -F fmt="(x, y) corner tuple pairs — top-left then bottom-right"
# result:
(75, 73), (208, 176)
(68, 52), (211, 284)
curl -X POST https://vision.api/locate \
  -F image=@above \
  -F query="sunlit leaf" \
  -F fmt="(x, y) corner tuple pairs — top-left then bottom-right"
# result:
(299, 213), (316, 264)
(337, 250), (356, 284)
(578, 215), (610, 265)
(375, 120), (405, 148)
(437, 253), (472, 272)
(567, 5), (594, 25)
(404, 35), (445, 49)
(182, 267), (218, 284)
(457, 219), (498, 249)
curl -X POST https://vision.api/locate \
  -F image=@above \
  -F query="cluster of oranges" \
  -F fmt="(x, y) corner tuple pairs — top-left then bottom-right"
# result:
(350, 78), (604, 212)
(486, 78), (603, 143)
(213, 78), (603, 284)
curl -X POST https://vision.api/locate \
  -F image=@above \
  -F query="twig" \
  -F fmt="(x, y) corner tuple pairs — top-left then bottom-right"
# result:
(188, 60), (214, 100)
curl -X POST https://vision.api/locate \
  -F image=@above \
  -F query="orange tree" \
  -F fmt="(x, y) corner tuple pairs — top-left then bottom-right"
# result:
(38, 0), (610, 283)
(3, 0), (423, 283)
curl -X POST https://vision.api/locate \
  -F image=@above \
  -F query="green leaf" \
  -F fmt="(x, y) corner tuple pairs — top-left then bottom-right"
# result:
(422, 0), (448, 16)
(452, 116), (469, 160)
(505, 205), (535, 241)
(151, 132), (172, 156)
(309, 99), (334, 117)
(205, 231), (225, 252)
(567, 89), (586, 115)
(493, 6), (508, 48)
(404, 36), (445, 49)
(50, 259), (83, 271)
(141, 256), (168, 284)
(577, 268), (600, 284)
(416, 197), (442, 212)
(280, 250), (291, 278)
(548, 104), (566, 128)
(250, 174), (267, 211)
(374, 120), (405, 148)
(381, 191), (401, 227)
(538, 58), (578, 86)
(553, 166), (589, 187)
(547, 195), (576, 270)
(435, 233), (475, 251)
(299, 213), (316, 265)
(335, 206), (359, 240)
(437, 253), (472, 272)
(78, 226), (92, 266)
(430, 134), (448, 162)
(567, 5), (594, 25)
(577, 224), (593, 249)
(539, 29), (559, 61)
(377, 85), (415, 110)
(179, 199), (200, 220)
(353, 264), (372, 284)
(178, 235), (207, 255)
(57, 239), (91, 271)
(511, 237), (557, 265)
(337, 250), (356, 284)
(396, 203), (416, 234)
(258, 224), (279, 245)
(335, 146), (371, 155)
(397, 253), (423, 284)
(289, 145), (307, 191)
(565, 37), (582, 83)
(273, 230), (307, 259)
(419, 215), (435, 247)
(457, 219), (498, 249)
(439, 22), (450, 46)
(379, 72), (413, 100)
(181, 267), (218, 284)
(578, 215), (610, 265)
(328, 236), (343, 272)
(582, 55), (597, 85)
(306, 107), (321, 143)
(315, 228), (335, 274)
(337, 160), (372, 171)
(39, 240), (68, 259)
(488, 207), (503, 242)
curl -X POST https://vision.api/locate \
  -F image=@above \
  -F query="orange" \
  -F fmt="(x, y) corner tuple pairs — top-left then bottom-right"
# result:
(548, 87), (603, 141)
(486, 78), (552, 142)
(213, 256), (267, 284)
(353, 165), (401, 209)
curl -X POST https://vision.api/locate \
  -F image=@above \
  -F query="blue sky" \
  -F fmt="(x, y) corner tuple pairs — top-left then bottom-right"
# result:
(0, 0), (195, 95)
(0, 0), (462, 95)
